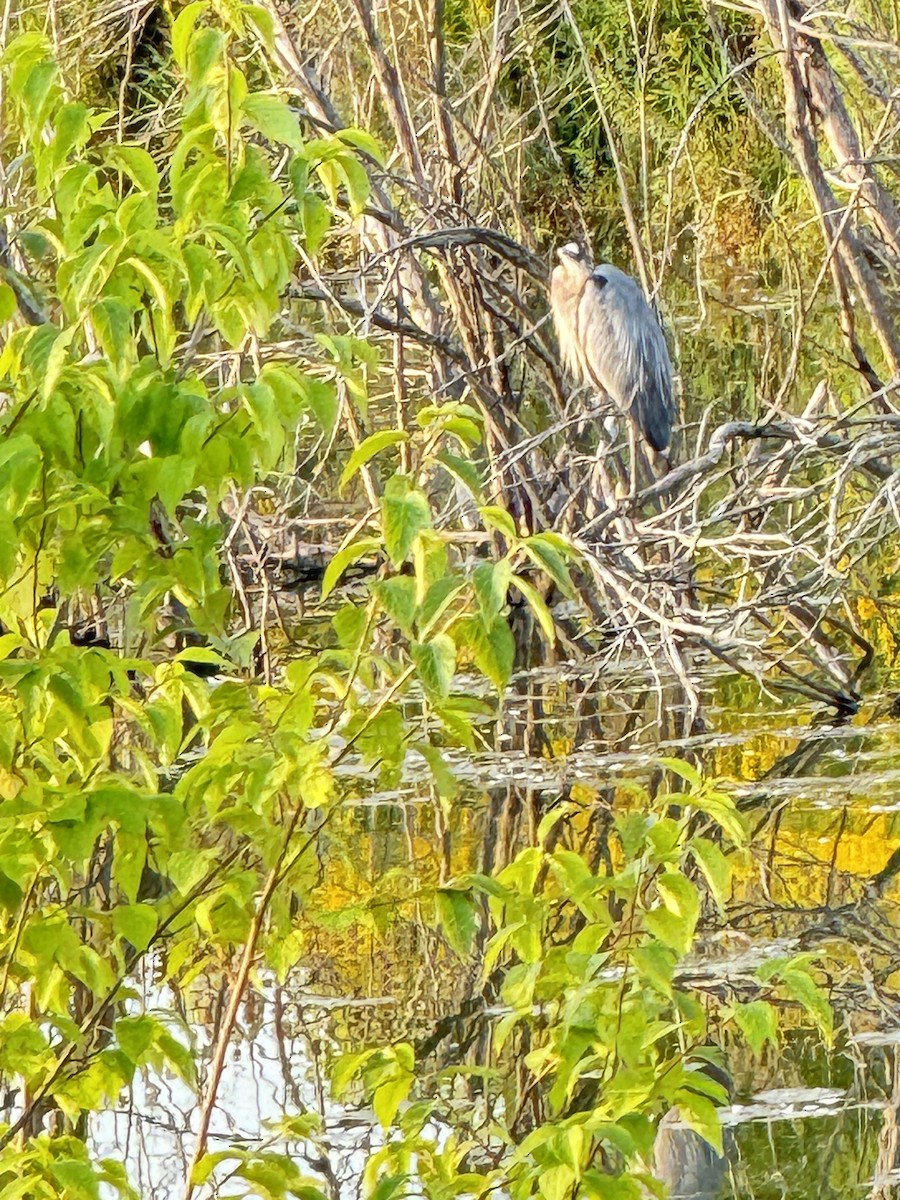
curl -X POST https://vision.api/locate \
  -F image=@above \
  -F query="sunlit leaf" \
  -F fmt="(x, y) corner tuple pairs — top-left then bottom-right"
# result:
(381, 476), (431, 567)
(300, 192), (330, 253)
(171, 1), (210, 71)
(521, 533), (576, 598)
(456, 614), (514, 690)
(321, 537), (381, 601)
(112, 904), (158, 953)
(242, 93), (305, 151)
(689, 836), (732, 911)
(473, 560), (511, 624)
(337, 127), (385, 164)
(645, 871), (699, 954)
(411, 634), (456, 699)
(510, 573), (557, 644)
(480, 505), (518, 541)
(436, 888), (478, 959)
(373, 576), (417, 636)
(732, 1000), (778, 1055)
(340, 429), (408, 491)
(373, 1069), (414, 1129)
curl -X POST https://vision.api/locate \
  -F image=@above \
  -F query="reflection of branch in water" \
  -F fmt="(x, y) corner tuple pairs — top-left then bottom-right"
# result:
(738, 708), (855, 819)
(869, 847), (900, 896)
(870, 1048), (900, 1200)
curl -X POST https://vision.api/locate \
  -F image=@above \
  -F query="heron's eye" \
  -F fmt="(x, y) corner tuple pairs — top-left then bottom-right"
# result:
(592, 272), (608, 289)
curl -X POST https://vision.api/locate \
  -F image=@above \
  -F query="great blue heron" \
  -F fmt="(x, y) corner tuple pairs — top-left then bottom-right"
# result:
(549, 243), (676, 473)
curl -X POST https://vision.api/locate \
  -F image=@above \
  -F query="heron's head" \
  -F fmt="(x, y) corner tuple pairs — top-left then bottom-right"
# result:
(551, 242), (592, 290)
(557, 242), (587, 265)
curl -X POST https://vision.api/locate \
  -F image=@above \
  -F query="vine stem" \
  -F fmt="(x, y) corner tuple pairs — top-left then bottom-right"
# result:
(181, 803), (316, 1198)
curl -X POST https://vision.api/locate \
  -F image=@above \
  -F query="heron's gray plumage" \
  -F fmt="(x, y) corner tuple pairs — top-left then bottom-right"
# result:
(549, 245), (676, 454)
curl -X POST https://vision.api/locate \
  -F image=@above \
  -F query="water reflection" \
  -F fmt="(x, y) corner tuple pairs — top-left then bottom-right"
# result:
(654, 1111), (731, 1199)
(76, 1011), (900, 1198)
(44, 663), (900, 1193)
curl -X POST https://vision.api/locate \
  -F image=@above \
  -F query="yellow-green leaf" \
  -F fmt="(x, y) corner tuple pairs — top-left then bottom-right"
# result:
(321, 536), (381, 601)
(340, 429), (408, 491)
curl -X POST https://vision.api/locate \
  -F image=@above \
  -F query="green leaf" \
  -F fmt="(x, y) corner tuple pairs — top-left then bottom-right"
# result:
(480, 505), (518, 541)
(581, 1172), (642, 1199)
(418, 401), (482, 428)
(648, 819), (682, 863)
(340, 429), (408, 491)
(456, 614), (514, 691)
(417, 575), (466, 635)
(372, 576), (417, 636)
(116, 1015), (156, 1062)
(411, 634), (456, 699)
(298, 375), (338, 432)
(684, 784), (748, 846)
(40, 325), (77, 399)
(440, 415), (482, 448)
(510, 574), (556, 645)
(674, 1091), (724, 1156)
(171, 1), (209, 71)
(332, 602), (367, 651)
(658, 756), (701, 788)
(732, 1000), (778, 1055)
(373, 1069), (414, 1130)
(779, 966), (834, 1044)
(473, 560), (511, 624)
(632, 942), (676, 997)
(521, 532), (576, 598)
(187, 26), (224, 88)
(190, 1151), (230, 1187)
(336, 153), (370, 215)
(436, 888), (478, 959)
(300, 193), (330, 254)
(106, 144), (159, 196)
(113, 830), (148, 904)
(381, 476), (431, 567)
(337, 127), (385, 164)
(432, 694), (491, 750)
(244, 4), (277, 49)
(0, 282), (17, 324)
(92, 298), (133, 370)
(644, 870), (699, 954)
(416, 742), (458, 799)
(112, 904), (158, 953)
(540, 1165), (576, 1200)
(48, 102), (90, 175)
(331, 1048), (377, 1096)
(123, 255), (170, 319)
(242, 93), (305, 151)
(689, 836), (731, 911)
(321, 537), (381, 601)
(434, 449), (483, 498)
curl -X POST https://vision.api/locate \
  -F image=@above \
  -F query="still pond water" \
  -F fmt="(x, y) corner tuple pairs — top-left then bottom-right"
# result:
(73, 658), (900, 1196)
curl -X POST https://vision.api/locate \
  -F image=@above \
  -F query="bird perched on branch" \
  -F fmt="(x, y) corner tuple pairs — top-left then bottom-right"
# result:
(549, 243), (676, 466)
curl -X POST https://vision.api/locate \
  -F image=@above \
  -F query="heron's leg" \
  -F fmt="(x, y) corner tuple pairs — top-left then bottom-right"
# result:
(589, 451), (617, 518)
(626, 421), (638, 500)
